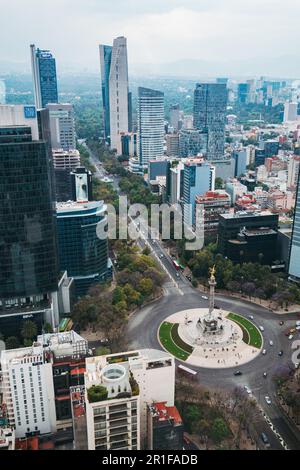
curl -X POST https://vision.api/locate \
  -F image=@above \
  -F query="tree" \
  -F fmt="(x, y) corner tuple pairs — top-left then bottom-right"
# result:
(215, 177), (224, 189)
(43, 323), (53, 334)
(139, 278), (154, 297)
(21, 320), (37, 343)
(210, 417), (230, 443)
(5, 336), (20, 350)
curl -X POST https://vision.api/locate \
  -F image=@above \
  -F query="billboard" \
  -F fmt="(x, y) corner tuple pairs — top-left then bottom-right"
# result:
(24, 106), (36, 119)
(75, 173), (88, 202)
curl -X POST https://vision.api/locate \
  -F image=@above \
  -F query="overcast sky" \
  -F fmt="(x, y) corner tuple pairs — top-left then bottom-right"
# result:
(1, 0), (300, 76)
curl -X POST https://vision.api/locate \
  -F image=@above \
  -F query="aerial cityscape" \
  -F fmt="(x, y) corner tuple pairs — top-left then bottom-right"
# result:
(1, 0), (300, 458)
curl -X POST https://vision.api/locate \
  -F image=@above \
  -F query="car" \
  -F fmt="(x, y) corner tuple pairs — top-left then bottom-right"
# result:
(263, 372), (267, 378)
(201, 295), (208, 300)
(248, 315), (254, 320)
(262, 349), (267, 355)
(261, 432), (269, 445)
(176, 272), (180, 277)
(269, 340), (274, 346)
(279, 320), (284, 326)
(296, 321), (300, 326)
(259, 326), (264, 332)
(265, 396), (272, 405)
(234, 370), (242, 376)
(288, 334), (294, 340)
(244, 385), (252, 395)
(278, 350), (283, 356)
(160, 253), (164, 258)
(295, 363), (299, 369)
(296, 326), (300, 331)
(290, 328), (296, 334)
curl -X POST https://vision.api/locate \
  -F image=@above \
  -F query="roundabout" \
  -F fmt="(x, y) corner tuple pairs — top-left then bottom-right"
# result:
(158, 267), (262, 368)
(158, 308), (262, 368)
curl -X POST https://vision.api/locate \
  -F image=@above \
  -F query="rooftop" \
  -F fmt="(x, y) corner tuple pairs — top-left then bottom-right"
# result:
(56, 200), (106, 216)
(148, 402), (182, 425)
(221, 210), (276, 220)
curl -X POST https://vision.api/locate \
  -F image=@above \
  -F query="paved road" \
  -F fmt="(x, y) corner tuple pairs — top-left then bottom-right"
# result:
(86, 142), (300, 450)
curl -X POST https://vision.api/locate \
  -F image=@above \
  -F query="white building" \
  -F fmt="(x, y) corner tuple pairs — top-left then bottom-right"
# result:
(46, 103), (76, 151)
(284, 102), (298, 122)
(287, 155), (300, 189)
(52, 148), (80, 169)
(85, 349), (175, 450)
(105, 37), (130, 154)
(0, 344), (56, 438)
(225, 179), (247, 204)
(137, 87), (165, 167)
(0, 104), (39, 140)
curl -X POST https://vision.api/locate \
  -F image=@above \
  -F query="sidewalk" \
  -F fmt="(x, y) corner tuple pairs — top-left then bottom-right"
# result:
(196, 283), (300, 315)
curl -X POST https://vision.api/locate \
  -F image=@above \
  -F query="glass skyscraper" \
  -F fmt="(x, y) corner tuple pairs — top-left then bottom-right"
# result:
(289, 172), (300, 282)
(56, 201), (110, 296)
(99, 44), (112, 142)
(0, 125), (58, 300)
(30, 44), (58, 108)
(193, 83), (227, 161)
(137, 87), (164, 167)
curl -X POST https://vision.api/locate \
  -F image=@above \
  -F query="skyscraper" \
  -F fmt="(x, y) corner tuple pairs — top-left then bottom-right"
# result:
(137, 87), (164, 167)
(46, 103), (76, 151)
(0, 123), (58, 335)
(99, 37), (130, 153)
(193, 83), (227, 161)
(289, 172), (300, 282)
(30, 44), (58, 108)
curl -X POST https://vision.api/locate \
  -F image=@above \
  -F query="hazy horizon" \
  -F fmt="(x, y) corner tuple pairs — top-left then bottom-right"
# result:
(1, 0), (300, 78)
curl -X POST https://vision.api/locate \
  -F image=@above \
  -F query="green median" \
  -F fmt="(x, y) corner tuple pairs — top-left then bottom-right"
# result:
(159, 321), (193, 360)
(227, 313), (262, 349)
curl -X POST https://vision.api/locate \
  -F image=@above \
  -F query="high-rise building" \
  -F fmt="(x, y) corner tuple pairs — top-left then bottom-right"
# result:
(46, 103), (76, 151)
(56, 201), (110, 296)
(169, 104), (180, 132)
(84, 349), (175, 450)
(179, 128), (207, 158)
(289, 172), (300, 282)
(287, 155), (300, 189)
(232, 149), (247, 177)
(193, 83), (227, 161)
(237, 83), (249, 103)
(183, 157), (215, 226)
(99, 37), (130, 153)
(137, 87), (164, 167)
(0, 124), (58, 336)
(195, 191), (231, 238)
(0, 79), (6, 104)
(120, 131), (137, 157)
(0, 104), (39, 140)
(0, 344), (57, 438)
(166, 133), (179, 157)
(284, 102), (298, 122)
(30, 44), (58, 109)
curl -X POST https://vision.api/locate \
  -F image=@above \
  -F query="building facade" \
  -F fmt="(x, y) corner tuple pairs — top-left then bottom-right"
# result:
(56, 201), (109, 296)
(30, 44), (58, 109)
(193, 83), (227, 161)
(99, 37), (131, 153)
(46, 103), (76, 151)
(137, 87), (165, 167)
(289, 172), (300, 282)
(179, 128), (207, 158)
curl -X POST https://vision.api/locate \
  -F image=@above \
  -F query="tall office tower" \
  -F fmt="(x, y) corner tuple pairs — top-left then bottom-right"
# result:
(0, 344), (57, 438)
(166, 133), (179, 157)
(137, 87), (164, 167)
(289, 172), (300, 282)
(183, 157), (215, 226)
(169, 104), (180, 131)
(0, 124), (58, 336)
(193, 83), (227, 161)
(30, 44), (58, 108)
(284, 101), (298, 122)
(85, 349), (175, 450)
(46, 103), (76, 151)
(99, 37), (130, 153)
(0, 79), (6, 104)
(56, 201), (110, 296)
(232, 149), (247, 177)
(237, 83), (248, 103)
(246, 79), (256, 103)
(179, 128), (207, 158)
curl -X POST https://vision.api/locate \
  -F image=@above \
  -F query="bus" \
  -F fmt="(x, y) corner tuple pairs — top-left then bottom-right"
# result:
(177, 364), (198, 380)
(59, 317), (73, 332)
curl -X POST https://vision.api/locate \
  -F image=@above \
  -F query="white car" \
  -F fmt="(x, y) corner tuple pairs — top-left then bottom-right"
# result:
(244, 385), (252, 395)
(262, 349), (267, 355)
(296, 321), (300, 326)
(269, 340), (274, 346)
(259, 326), (264, 332)
(201, 295), (208, 300)
(288, 334), (294, 340)
(248, 315), (254, 320)
(265, 396), (272, 405)
(160, 253), (164, 258)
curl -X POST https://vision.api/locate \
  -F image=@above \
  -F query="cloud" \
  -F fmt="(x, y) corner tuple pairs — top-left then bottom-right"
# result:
(1, 0), (300, 75)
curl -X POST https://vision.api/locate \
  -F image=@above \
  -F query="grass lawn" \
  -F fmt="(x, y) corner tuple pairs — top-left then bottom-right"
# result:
(227, 313), (262, 349)
(159, 321), (193, 360)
